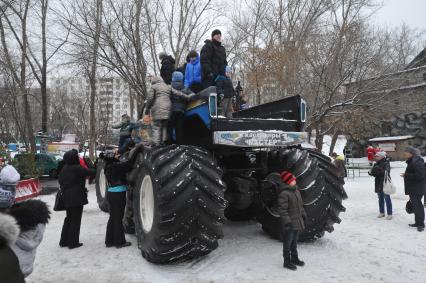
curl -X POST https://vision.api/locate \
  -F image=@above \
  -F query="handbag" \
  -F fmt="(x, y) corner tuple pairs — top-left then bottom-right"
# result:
(53, 189), (65, 211)
(405, 201), (414, 214)
(383, 170), (396, 195)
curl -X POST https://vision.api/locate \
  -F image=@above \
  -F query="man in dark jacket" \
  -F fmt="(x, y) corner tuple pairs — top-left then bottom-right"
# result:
(401, 146), (425, 232)
(369, 151), (392, 219)
(59, 150), (96, 248)
(159, 52), (175, 84)
(267, 171), (306, 271)
(200, 29), (227, 88)
(104, 144), (144, 248)
(0, 213), (25, 283)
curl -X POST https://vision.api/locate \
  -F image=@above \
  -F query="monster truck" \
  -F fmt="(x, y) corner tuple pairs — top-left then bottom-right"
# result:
(96, 91), (347, 264)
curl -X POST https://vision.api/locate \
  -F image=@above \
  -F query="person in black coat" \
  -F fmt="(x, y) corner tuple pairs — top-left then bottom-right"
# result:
(200, 29), (227, 88)
(104, 144), (144, 248)
(368, 151), (392, 219)
(0, 212), (25, 283)
(159, 52), (176, 84)
(401, 146), (425, 232)
(59, 150), (96, 248)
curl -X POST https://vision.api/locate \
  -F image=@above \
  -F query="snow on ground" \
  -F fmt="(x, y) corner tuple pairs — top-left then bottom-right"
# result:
(28, 163), (425, 283)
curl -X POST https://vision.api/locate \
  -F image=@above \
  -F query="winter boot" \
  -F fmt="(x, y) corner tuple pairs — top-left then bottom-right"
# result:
(417, 226), (425, 232)
(291, 256), (305, 267)
(377, 213), (385, 218)
(408, 223), (418, 227)
(386, 215), (392, 220)
(283, 255), (297, 271)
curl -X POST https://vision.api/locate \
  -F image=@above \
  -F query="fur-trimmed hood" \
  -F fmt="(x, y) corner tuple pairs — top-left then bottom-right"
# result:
(9, 199), (50, 232)
(0, 212), (20, 247)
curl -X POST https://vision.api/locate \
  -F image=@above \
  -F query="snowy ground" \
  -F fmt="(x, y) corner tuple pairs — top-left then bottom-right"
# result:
(27, 162), (425, 283)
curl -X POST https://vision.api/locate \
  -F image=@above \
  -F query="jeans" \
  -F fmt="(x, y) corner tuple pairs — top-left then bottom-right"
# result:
(282, 228), (300, 259)
(118, 135), (131, 152)
(152, 120), (168, 145)
(378, 191), (392, 215)
(409, 194), (425, 227)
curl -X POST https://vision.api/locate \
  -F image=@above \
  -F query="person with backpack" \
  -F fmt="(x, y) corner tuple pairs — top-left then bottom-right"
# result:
(368, 151), (392, 220)
(401, 146), (425, 232)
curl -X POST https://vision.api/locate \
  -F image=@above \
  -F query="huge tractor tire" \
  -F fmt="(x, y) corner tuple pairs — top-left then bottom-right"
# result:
(257, 147), (347, 241)
(132, 145), (227, 263)
(95, 159), (109, 212)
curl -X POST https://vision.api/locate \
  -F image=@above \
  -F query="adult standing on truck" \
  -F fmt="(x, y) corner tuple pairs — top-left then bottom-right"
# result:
(200, 29), (227, 88)
(159, 52), (175, 85)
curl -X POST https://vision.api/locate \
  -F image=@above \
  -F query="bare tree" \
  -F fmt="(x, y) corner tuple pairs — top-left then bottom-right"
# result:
(0, 0), (36, 151)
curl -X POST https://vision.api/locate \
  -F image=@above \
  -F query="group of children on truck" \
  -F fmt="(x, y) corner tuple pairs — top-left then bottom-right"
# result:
(110, 29), (307, 270)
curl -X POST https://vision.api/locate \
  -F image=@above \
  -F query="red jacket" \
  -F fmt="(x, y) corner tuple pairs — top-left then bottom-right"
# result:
(367, 146), (375, 161)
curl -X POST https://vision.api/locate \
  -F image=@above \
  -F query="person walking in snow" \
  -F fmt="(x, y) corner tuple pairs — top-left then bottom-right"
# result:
(267, 171), (306, 270)
(103, 144), (144, 248)
(368, 151), (392, 220)
(159, 52), (175, 84)
(9, 199), (50, 277)
(200, 29), (228, 88)
(59, 150), (96, 249)
(331, 152), (347, 182)
(401, 146), (425, 232)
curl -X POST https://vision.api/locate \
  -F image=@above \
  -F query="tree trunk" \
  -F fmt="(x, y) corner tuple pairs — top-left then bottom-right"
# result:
(314, 127), (324, 153)
(329, 130), (340, 156)
(89, 0), (103, 159)
(41, 0), (48, 133)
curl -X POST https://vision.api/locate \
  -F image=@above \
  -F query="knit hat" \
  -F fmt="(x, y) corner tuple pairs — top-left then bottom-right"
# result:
(375, 151), (386, 158)
(158, 51), (168, 60)
(225, 66), (232, 73)
(404, 146), (421, 156)
(172, 71), (184, 82)
(188, 50), (198, 59)
(211, 29), (222, 37)
(280, 171), (296, 185)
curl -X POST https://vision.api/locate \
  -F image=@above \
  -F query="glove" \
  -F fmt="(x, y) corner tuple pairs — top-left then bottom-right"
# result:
(283, 223), (292, 231)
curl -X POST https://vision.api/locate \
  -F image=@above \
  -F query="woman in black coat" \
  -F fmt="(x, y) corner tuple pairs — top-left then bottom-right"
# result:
(369, 151), (392, 219)
(59, 150), (96, 248)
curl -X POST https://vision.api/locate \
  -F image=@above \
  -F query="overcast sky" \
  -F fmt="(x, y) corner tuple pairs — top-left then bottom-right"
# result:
(374, 0), (426, 29)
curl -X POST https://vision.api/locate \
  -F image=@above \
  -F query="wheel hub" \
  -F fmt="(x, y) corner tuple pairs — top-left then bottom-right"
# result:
(99, 168), (107, 198)
(140, 175), (154, 233)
